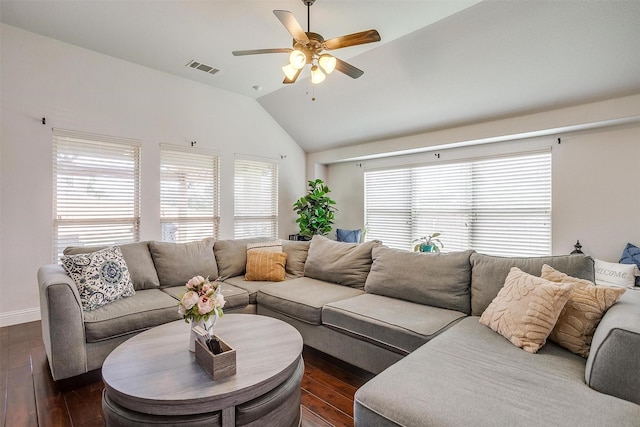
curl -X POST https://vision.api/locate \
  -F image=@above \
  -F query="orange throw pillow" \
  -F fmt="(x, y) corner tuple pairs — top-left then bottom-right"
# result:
(245, 250), (287, 282)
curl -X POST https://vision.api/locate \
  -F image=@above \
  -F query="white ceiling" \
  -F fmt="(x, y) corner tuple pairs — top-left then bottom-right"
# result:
(2, 1), (639, 153)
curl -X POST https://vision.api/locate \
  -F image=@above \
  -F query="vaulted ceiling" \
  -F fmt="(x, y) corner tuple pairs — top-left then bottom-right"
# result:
(2, 1), (639, 153)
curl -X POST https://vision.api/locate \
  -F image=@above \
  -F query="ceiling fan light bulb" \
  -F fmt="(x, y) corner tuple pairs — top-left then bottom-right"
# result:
(319, 55), (336, 74)
(289, 50), (307, 69)
(311, 65), (326, 84)
(282, 63), (299, 80)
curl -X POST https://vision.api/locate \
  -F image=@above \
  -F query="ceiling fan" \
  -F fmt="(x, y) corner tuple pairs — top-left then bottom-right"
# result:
(232, 0), (381, 85)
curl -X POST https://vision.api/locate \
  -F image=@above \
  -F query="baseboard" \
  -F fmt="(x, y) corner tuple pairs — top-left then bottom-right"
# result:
(0, 307), (41, 327)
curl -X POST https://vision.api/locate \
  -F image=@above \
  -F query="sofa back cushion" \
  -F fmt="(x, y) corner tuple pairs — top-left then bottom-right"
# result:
(282, 240), (310, 278)
(149, 237), (217, 287)
(304, 235), (381, 289)
(470, 253), (595, 316)
(64, 241), (160, 290)
(213, 237), (273, 278)
(365, 247), (474, 314)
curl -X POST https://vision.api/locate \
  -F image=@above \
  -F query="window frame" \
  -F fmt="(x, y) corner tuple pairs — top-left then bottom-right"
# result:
(364, 150), (552, 257)
(52, 128), (141, 261)
(159, 144), (221, 243)
(233, 155), (279, 239)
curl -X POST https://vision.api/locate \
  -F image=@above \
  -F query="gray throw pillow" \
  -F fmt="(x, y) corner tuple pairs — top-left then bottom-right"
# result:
(64, 241), (160, 290)
(365, 246), (474, 314)
(61, 246), (135, 311)
(470, 252), (595, 316)
(304, 235), (381, 289)
(149, 237), (217, 287)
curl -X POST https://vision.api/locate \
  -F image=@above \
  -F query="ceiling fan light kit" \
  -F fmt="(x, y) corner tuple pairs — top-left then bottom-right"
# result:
(232, 0), (381, 85)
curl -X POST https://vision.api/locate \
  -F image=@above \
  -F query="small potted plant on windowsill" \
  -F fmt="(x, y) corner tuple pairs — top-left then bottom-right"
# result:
(413, 233), (443, 253)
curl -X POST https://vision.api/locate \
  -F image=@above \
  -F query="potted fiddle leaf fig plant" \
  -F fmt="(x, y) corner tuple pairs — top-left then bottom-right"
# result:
(293, 179), (337, 239)
(413, 233), (443, 253)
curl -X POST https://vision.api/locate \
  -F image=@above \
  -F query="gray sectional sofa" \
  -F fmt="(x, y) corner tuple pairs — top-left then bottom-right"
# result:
(37, 235), (640, 426)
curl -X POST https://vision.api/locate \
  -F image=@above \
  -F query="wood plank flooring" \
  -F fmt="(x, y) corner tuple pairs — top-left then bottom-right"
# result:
(0, 321), (374, 427)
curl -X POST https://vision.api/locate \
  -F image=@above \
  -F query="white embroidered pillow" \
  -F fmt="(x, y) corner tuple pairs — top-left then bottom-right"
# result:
(61, 246), (135, 311)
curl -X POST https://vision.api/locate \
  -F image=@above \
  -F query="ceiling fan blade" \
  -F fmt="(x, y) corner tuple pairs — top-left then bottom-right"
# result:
(335, 58), (364, 79)
(273, 10), (309, 43)
(283, 68), (302, 84)
(232, 48), (292, 56)
(323, 29), (381, 50)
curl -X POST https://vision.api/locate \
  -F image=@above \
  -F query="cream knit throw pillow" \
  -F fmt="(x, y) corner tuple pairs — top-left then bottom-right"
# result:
(480, 267), (574, 353)
(542, 264), (625, 358)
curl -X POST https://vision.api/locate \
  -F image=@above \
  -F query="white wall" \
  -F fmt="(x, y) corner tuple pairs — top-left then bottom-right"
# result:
(319, 98), (640, 262)
(0, 24), (307, 326)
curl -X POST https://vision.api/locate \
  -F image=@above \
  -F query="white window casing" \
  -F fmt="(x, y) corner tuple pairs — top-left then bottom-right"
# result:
(365, 150), (551, 257)
(234, 156), (279, 239)
(160, 145), (220, 243)
(53, 128), (141, 261)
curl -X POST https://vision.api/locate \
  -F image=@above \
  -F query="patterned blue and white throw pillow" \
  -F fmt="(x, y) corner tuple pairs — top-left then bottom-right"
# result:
(61, 246), (135, 311)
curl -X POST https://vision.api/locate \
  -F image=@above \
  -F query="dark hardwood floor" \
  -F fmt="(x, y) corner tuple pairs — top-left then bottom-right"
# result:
(0, 320), (374, 427)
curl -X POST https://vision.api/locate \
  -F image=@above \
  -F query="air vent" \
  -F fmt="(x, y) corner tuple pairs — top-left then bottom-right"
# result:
(186, 60), (220, 75)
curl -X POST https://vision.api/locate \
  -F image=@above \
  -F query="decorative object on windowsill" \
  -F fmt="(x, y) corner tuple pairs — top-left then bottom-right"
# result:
(413, 233), (444, 253)
(571, 240), (584, 254)
(178, 276), (226, 352)
(293, 179), (337, 239)
(288, 233), (311, 241)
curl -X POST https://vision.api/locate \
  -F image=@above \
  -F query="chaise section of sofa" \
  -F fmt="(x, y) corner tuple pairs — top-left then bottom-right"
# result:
(354, 316), (640, 427)
(355, 252), (640, 426)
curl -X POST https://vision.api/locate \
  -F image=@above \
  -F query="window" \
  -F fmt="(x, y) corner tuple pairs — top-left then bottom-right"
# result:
(365, 151), (551, 256)
(53, 129), (141, 261)
(234, 157), (278, 238)
(160, 146), (220, 242)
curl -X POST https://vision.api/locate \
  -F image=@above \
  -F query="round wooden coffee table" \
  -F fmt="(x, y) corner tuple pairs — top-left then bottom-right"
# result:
(101, 314), (304, 426)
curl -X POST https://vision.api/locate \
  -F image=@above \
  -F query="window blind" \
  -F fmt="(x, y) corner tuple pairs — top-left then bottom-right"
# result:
(53, 129), (141, 261)
(234, 157), (278, 239)
(160, 146), (220, 243)
(364, 151), (551, 256)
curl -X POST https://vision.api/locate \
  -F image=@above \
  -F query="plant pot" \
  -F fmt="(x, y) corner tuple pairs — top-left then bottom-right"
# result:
(420, 244), (436, 253)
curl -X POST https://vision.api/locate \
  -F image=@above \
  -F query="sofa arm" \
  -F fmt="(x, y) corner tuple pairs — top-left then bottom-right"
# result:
(38, 265), (88, 380)
(585, 289), (640, 404)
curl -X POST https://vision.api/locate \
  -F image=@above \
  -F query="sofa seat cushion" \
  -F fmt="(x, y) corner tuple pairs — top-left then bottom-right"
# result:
(323, 294), (466, 355)
(161, 283), (249, 310)
(223, 276), (277, 304)
(257, 277), (364, 325)
(84, 289), (182, 342)
(354, 317), (640, 427)
(218, 283), (249, 310)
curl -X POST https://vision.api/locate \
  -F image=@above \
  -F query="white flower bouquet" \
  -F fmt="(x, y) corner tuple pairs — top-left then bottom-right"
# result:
(178, 275), (226, 323)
